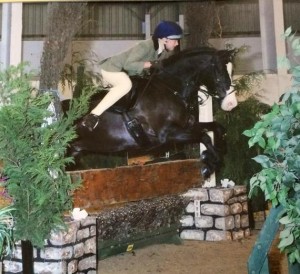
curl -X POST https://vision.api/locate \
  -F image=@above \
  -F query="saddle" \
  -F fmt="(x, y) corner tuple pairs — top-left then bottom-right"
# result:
(91, 76), (151, 147)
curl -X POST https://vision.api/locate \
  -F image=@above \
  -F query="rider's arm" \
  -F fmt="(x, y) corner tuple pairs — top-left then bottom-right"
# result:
(123, 40), (157, 75)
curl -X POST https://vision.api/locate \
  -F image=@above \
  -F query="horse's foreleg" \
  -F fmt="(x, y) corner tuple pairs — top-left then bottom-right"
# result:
(192, 121), (227, 153)
(158, 123), (224, 178)
(65, 141), (85, 171)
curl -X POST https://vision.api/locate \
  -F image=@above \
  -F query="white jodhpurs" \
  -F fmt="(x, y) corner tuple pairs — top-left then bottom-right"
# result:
(91, 69), (133, 116)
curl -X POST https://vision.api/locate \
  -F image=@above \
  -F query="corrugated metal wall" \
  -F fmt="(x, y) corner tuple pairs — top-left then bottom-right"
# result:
(80, 3), (144, 39)
(0, 1), (299, 39)
(75, 2), (180, 39)
(284, 0), (300, 32)
(23, 3), (48, 37)
(20, 2), (182, 40)
(217, 1), (260, 36)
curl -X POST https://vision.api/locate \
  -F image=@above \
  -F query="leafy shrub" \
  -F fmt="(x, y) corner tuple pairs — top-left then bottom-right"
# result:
(244, 27), (300, 264)
(0, 63), (92, 247)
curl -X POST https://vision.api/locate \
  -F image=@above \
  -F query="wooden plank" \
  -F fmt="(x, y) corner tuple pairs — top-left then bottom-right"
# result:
(69, 159), (202, 212)
(247, 205), (283, 274)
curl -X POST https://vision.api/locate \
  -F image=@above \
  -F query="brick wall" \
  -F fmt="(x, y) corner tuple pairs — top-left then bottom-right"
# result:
(2, 217), (97, 274)
(180, 186), (250, 241)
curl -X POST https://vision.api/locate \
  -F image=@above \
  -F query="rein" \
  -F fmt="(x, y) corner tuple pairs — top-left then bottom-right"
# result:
(133, 71), (157, 106)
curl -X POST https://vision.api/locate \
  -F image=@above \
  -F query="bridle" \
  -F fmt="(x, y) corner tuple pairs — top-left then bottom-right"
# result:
(141, 53), (235, 109)
(184, 59), (236, 108)
(198, 57), (236, 99)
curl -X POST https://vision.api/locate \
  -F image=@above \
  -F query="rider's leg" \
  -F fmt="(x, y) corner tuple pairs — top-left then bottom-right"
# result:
(91, 70), (132, 116)
(82, 70), (132, 131)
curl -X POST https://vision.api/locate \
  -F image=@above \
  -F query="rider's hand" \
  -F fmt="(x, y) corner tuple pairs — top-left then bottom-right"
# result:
(143, 61), (152, 69)
(150, 60), (163, 70)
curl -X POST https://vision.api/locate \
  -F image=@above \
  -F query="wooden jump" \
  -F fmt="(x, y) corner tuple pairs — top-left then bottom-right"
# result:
(70, 159), (203, 212)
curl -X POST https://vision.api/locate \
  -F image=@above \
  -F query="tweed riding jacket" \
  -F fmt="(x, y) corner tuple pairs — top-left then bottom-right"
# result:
(99, 39), (160, 76)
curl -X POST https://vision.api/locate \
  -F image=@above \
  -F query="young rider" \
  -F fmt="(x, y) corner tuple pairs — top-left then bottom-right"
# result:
(81, 20), (183, 131)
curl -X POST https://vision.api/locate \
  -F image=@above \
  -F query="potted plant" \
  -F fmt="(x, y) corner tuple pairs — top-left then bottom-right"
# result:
(244, 27), (300, 268)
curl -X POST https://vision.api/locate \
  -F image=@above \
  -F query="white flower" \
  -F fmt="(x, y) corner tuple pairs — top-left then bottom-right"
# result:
(220, 178), (235, 188)
(71, 207), (88, 220)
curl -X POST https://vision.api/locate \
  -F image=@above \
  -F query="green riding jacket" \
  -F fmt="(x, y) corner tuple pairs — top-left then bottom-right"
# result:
(100, 39), (159, 76)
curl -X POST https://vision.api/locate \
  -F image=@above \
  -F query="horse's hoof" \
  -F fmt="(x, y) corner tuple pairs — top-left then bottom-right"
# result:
(80, 114), (100, 131)
(201, 166), (212, 179)
(200, 150), (209, 161)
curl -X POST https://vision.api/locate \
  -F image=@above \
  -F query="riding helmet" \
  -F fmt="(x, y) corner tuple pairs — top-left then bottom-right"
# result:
(153, 21), (183, 40)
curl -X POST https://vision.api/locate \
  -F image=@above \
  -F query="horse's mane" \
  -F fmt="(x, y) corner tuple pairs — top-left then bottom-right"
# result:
(161, 47), (236, 71)
(162, 46), (218, 66)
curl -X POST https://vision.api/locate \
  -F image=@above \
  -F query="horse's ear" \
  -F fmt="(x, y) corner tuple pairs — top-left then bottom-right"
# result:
(218, 49), (238, 64)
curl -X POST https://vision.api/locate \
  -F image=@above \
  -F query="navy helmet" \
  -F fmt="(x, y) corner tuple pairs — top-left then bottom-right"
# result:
(153, 21), (183, 40)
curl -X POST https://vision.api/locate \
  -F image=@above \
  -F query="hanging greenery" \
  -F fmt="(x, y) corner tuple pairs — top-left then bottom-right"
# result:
(0, 63), (93, 248)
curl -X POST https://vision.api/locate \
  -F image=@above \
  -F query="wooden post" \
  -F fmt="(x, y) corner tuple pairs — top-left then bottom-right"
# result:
(247, 205), (282, 273)
(144, 14), (151, 39)
(198, 89), (216, 188)
(0, 3), (23, 69)
(21, 240), (34, 274)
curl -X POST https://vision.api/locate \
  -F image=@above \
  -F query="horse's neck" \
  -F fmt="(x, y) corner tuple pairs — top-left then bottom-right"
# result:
(151, 71), (198, 112)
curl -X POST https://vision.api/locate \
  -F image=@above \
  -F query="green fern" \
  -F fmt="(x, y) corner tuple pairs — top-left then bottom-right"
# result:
(0, 63), (93, 248)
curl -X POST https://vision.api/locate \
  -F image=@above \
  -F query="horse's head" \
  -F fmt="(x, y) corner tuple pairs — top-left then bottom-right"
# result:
(198, 49), (237, 111)
(159, 47), (238, 111)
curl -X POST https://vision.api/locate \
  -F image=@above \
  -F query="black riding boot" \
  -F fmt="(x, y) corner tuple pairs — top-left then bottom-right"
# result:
(80, 113), (100, 131)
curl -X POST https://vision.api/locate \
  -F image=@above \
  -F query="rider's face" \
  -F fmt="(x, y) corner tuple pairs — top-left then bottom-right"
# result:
(164, 39), (179, 52)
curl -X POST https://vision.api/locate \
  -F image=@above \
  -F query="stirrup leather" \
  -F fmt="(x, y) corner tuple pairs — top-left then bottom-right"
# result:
(123, 113), (151, 147)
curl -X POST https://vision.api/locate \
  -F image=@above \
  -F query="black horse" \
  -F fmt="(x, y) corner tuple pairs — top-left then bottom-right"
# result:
(66, 47), (237, 178)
